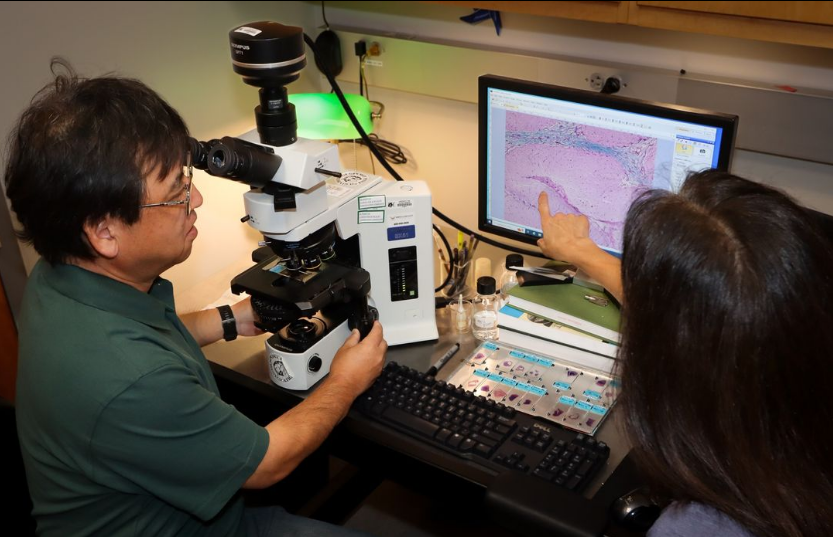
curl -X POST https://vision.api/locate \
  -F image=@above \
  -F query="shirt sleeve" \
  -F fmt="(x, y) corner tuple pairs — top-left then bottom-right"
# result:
(648, 503), (753, 537)
(89, 362), (270, 521)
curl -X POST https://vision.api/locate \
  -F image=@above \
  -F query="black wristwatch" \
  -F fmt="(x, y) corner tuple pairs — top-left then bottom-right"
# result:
(217, 305), (237, 341)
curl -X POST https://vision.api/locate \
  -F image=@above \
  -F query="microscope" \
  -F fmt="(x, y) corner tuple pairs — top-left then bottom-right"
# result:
(191, 21), (438, 390)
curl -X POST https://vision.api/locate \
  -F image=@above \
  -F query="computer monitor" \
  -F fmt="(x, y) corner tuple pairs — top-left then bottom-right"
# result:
(479, 75), (739, 255)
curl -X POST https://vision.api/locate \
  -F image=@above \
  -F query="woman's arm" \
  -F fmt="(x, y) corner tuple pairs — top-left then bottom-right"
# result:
(537, 192), (623, 303)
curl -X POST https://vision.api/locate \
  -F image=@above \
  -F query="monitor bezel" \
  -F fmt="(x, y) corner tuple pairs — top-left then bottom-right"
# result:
(478, 74), (739, 248)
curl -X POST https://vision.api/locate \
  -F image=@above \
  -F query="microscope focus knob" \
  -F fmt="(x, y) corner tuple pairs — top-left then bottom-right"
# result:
(349, 306), (379, 340)
(307, 356), (323, 373)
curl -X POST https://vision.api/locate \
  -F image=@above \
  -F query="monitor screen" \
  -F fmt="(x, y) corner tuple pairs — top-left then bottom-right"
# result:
(479, 75), (738, 255)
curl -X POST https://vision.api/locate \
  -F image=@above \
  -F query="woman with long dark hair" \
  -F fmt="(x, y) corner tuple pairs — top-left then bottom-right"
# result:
(538, 170), (833, 537)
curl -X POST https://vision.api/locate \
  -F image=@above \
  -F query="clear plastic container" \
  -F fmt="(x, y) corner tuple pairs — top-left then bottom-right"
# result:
(446, 295), (473, 333)
(441, 259), (473, 299)
(472, 276), (499, 341)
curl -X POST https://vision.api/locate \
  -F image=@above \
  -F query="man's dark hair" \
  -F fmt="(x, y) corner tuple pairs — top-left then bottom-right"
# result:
(618, 169), (833, 537)
(4, 59), (190, 264)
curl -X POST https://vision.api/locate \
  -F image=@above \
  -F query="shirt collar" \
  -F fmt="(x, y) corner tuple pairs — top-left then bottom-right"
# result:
(40, 261), (176, 330)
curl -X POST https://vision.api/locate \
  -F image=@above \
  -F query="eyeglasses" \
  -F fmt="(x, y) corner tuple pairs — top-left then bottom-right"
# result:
(139, 152), (193, 216)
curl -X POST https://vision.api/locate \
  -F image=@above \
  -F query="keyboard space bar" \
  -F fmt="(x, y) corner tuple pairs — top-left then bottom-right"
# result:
(382, 407), (440, 438)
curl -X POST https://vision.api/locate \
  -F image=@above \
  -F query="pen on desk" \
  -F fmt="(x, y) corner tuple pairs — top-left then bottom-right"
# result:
(426, 342), (461, 376)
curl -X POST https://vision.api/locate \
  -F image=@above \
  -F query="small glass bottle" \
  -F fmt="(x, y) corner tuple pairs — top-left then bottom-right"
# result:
(472, 276), (499, 341)
(498, 254), (523, 305)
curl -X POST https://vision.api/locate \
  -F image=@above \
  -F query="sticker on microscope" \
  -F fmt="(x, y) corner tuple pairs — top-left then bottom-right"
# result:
(338, 172), (369, 186)
(358, 211), (384, 224)
(234, 26), (262, 36)
(327, 184), (351, 198)
(358, 195), (386, 210)
(387, 225), (415, 241)
(268, 355), (293, 384)
(389, 214), (415, 226)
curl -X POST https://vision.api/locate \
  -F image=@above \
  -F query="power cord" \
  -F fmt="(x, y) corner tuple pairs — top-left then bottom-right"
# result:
(337, 134), (407, 165)
(304, 34), (545, 260)
(433, 224), (453, 293)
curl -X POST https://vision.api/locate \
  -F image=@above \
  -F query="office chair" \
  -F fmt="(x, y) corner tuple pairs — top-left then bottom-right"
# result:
(0, 398), (36, 536)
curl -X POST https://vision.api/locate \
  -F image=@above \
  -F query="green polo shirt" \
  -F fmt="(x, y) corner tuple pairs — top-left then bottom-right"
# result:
(16, 260), (269, 537)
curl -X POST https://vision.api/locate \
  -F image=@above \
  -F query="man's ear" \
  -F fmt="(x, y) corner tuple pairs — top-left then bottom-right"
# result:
(82, 217), (120, 259)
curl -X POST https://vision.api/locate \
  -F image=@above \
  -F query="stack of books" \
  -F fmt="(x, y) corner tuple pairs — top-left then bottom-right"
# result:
(498, 283), (621, 361)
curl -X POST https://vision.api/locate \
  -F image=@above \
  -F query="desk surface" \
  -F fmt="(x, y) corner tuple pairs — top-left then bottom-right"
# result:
(201, 306), (632, 500)
(179, 254), (642, 535)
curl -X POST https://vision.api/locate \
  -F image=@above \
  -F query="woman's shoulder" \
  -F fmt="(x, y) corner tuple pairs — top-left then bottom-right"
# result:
(648, 502), (754, 537)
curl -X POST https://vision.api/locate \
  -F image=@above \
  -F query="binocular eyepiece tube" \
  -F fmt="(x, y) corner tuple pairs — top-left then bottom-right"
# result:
(189, 136), (282, 189)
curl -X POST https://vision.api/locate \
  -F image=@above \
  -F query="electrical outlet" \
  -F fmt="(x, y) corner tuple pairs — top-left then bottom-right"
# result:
(368, 41), (381, 56)
(588, 73), (604, 90)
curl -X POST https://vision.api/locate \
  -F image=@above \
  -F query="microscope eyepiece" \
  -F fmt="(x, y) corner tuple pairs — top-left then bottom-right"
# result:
(188, 138), (218, 170)
(205, 136), (282, 188)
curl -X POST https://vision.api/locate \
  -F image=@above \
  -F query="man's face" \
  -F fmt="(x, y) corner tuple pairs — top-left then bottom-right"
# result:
(118, 162), (204, 279)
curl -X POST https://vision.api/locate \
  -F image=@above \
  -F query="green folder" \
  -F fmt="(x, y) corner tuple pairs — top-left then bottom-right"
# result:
(506, 284), (621, 342)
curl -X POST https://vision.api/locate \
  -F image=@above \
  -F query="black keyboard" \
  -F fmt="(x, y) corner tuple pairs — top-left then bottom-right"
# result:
(356, 362), (610, 493)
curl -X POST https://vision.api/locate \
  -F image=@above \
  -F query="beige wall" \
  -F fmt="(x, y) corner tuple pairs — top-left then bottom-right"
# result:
(314, 1), (833, 282)
(0, 1), (318, 301)
(320, 2), (833, 219)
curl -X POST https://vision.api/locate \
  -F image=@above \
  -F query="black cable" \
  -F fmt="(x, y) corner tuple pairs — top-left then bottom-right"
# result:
(303, 34), (546, 260)
(360, 55), (369, 100)
(358, 54), (365, 97)
(433, 224), (453, 292)
(321, 1), (329, 30)
(337, 134), (407, 165)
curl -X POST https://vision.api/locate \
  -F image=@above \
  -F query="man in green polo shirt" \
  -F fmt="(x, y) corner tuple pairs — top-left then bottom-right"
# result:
(5, 62), (386, 536)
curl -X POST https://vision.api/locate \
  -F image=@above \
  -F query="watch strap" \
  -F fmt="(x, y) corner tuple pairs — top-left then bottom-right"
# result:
(217, 305), (237, 342)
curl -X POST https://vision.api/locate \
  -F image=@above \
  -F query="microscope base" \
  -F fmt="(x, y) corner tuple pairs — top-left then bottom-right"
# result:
(265, 321), (352, 391)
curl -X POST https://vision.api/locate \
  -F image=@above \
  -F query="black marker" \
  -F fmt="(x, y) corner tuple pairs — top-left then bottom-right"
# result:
(426, 343), (461, 376)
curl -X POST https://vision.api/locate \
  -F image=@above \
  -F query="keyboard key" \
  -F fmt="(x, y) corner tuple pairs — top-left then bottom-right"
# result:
(533, 468), (554, 481)
(447, 433), (464, 448)
(481, 429), (504, 442)
(577, 459), (594, 476)
(566, 475), (583, 490)
(474, 443), (492, 457)
(496, 416), (516, 428)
